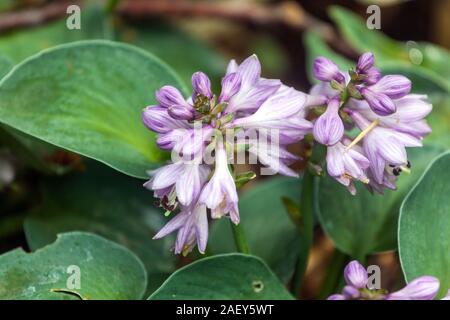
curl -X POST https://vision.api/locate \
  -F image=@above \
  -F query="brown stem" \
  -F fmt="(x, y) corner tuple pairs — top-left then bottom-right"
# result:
(0, 0), (81, 33)
(118, 0), (336, 40)
(0, 0), (353, 57)
(118, 0), (354, 58)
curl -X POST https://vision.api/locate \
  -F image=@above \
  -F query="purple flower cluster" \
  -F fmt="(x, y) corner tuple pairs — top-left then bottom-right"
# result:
(142, 52), (432, 254)
(142, 55), (321, 254)
(328, 260), (450, 300)
(310, 53), (432, 194)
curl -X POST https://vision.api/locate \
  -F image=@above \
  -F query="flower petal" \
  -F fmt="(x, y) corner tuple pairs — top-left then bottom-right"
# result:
(387, 276), (440, 300)
(237, 54), (261, 89)
(156, 85), (187, 108)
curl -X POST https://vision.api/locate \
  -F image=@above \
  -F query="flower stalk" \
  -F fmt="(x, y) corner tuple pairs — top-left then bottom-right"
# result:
(290, 144), (324, 296)
(230, 220), (250, 254)
(290, 167), (314, 296)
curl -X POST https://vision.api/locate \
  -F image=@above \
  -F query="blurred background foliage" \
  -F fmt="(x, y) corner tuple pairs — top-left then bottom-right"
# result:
(0, 0), (448, 299)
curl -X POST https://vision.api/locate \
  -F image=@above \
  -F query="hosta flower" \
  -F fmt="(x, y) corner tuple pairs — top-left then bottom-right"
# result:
(347, 109), (422, 186)
(328, 260), (443, 300)
(352, 94), (432, 139)
(153, 204), (208, 255)
(143, 54), (323, 254)
(326, 140), (370, 195)
(309, 52), (431, 194)
(143, 50), (432, 254)
(144, 162), (210, 209)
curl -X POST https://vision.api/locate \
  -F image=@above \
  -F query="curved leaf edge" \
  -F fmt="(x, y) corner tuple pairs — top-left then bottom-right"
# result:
(4, 230), (148, 300)
(398, 150), (450, 283)
(0, 40), (187, 179)
(147, 253), (294, 300)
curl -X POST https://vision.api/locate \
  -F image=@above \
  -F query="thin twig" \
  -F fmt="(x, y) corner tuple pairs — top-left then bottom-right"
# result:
(118, 0), (336, 42)
(0, 0), (351, 56)
(0, 0), (81, 33)
(117, 0), (355, 58)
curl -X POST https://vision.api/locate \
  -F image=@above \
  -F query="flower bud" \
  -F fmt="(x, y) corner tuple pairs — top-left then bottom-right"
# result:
(369, 75), (411, 99)
(364, 66), (381, 85)
(168, 104), (195, 120)
(356, 52), (375, 73)
(313, 57), (345, 83)
(313, 97), (344, 146)
(192, 71), (213, 98)
(360, 88), (396, 115)
(142, 106), (182, 133)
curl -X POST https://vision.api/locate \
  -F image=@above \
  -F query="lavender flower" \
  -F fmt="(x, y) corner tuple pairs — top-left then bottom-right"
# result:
(144, 162), (210, 209)
(143, 54), (322, 254)
(309, 52), (431, 194)
(199, 139), (240, 224)
(328, 260), (442, 300)
(153, 204), (208, 255)
(326, 141), (370, 195)
(348, 109), (421, 185)
(352, 94), (432, 138)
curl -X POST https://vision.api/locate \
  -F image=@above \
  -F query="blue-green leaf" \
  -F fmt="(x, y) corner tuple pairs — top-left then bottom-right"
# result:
(0, 40), (185, 178)
(0, 232), (147, 300)
(149, 254), (294, 300)
(399, 151), (450, 299)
